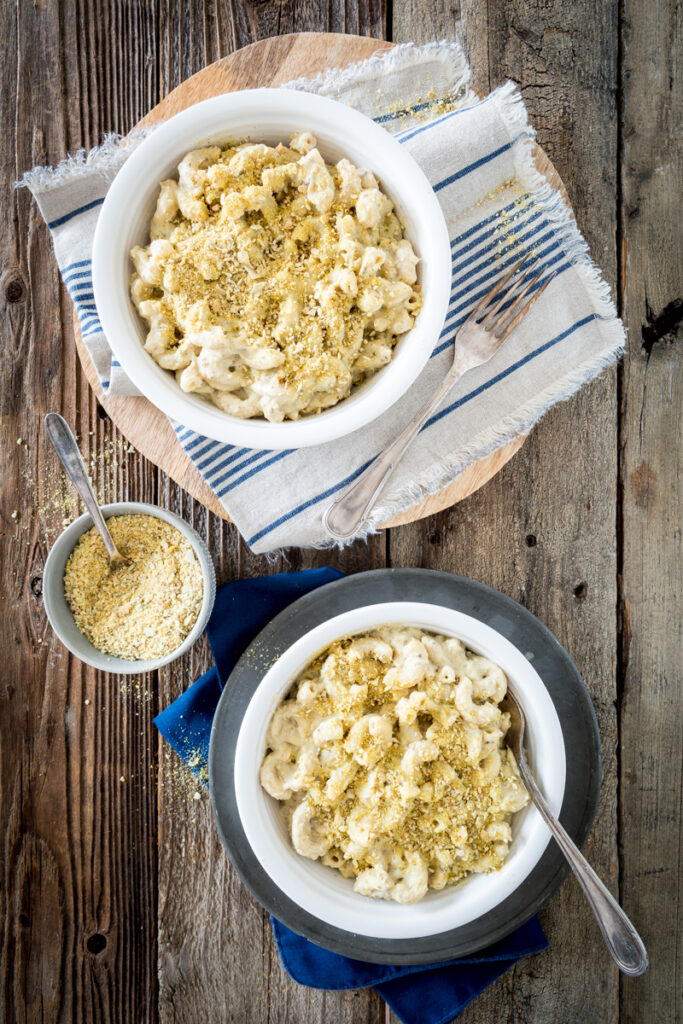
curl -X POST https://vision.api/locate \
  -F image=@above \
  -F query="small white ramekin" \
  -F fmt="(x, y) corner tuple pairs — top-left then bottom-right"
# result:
(42, 502), (216, 674)
(92, 89), (452, 450)
(234, 602), (566, 940)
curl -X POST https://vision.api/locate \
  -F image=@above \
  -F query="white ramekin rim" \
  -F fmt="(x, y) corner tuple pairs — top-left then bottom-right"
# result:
(92, 88), (452, 449)
(233, 601), (566, 939)
(42, 501), (216, 674)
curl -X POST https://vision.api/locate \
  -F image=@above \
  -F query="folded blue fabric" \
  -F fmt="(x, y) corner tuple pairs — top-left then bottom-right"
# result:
(154, 569), (548, 1024)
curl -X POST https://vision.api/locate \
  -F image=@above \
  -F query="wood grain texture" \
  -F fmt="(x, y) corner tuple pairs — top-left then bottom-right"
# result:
(618, 0), (682, 1019)
(1, 3), (161, 1024)
(391, 2), (621, 1023)
(1, 2), (679, 1024)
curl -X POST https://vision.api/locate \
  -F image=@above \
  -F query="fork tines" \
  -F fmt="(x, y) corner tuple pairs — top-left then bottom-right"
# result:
(467, 256), (557, 341)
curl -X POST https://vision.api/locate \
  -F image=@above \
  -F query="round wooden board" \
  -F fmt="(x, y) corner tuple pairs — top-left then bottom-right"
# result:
(75, 32), (571, 530)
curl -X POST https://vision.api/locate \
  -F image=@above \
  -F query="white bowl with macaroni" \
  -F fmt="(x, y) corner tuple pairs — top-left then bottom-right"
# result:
(233, 602), (566, 939)
(92, 89), (452, 449)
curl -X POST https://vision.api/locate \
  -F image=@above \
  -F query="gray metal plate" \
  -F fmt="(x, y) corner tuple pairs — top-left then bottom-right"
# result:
(208, 569), (601, 965)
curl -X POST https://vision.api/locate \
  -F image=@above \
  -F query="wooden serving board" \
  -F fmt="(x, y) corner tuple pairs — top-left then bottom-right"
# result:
(74, 32), (570, 529)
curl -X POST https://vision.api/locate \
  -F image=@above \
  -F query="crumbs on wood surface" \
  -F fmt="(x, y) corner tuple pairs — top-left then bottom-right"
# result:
(163, 748), (209, 814)
(120, 678), (154, 702)
(19, 434), (137, 537)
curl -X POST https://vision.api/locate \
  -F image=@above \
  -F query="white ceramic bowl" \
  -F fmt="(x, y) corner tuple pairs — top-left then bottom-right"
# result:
(92, 89), (452, 450)
(42, 502), (216, 674)
(234, 602), (566, 939)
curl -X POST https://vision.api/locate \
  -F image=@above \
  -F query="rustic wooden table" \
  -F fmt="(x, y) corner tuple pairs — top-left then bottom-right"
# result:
(1, 3), (680, 1023)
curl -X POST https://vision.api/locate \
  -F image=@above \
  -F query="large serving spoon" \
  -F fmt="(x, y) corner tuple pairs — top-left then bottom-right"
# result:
(44, 412), (130, 570)
(501, 687), (648, 976)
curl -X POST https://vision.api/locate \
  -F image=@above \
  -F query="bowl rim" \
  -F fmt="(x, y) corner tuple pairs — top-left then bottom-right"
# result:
(233, 599), (566, 939)
(92, 87), (452, 450)
(42, 501), (216, 674)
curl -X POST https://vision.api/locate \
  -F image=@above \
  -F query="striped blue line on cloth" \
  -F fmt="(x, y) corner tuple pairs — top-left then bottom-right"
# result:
(48, 197), (104, 230)
(395, 91), (495, 145)
(215, 449), (293, 495)
(173, 425), (242, 471)
(195, 440), (248, 473)
(437, 238), (566, 348)
(187, 436), (225, 460)
(451, 197), (533, 248)
(174, 426), (218, 452)
(177, 196), (571, 496)
(62, 259), (92, 275)
(197, 444), (259, 477)
(434, 138), (520, 194)
(247, 458), (376, 547)
(65, 273), (93, 288)
(372, 94), (464, 126)
(198, 447), (261, 483)
(246, 313), (597, 547)
(451, 202), (540, 257)
(58, 256), (103, 335)
(173, 425), (296, 493)
(432, 255), (569, 359)
(78, 315), (101, 331)
(426, 313), (596, 431)
(448, 223), (555, 307)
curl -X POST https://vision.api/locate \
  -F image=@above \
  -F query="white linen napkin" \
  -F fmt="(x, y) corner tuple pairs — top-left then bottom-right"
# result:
(22, 41), (624, 553)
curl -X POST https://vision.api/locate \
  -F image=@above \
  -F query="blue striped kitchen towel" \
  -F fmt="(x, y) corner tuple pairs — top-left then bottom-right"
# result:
(21, 41), (625, 552)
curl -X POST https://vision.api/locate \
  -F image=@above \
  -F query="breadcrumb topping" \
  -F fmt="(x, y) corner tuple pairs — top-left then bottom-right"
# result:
(63, 514), (203, 660)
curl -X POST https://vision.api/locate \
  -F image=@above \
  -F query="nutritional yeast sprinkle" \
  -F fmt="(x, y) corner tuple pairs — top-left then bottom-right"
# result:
(63, 514), (203, 660)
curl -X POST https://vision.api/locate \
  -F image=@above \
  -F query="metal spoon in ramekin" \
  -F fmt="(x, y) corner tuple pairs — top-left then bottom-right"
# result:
(44, 412), (130, 570)
(501, 687), (648, 976)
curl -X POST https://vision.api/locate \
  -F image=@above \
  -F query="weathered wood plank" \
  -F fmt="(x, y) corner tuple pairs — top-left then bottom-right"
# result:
(391, 2), (620, 1023)
(619, 0), (682, 1019)
(229, 0), (385, 50)
(1, 2), (163, 1021)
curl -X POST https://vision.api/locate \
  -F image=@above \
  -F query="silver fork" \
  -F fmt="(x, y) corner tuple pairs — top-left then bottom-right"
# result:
(323, 258), (556, 540)
(501, 686), (648, 976)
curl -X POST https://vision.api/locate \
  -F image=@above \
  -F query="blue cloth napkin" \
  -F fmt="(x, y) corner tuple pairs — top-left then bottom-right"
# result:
(154, 569), (548, 1024)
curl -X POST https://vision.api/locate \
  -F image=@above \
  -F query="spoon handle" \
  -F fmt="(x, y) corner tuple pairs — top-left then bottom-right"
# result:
(44, 413), (119, 562)
(518, 761), (648, 976)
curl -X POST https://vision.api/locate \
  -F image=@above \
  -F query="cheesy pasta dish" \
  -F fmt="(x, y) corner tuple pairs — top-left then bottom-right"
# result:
(260, 627), (529, 905)
(130, 134), (422, 422)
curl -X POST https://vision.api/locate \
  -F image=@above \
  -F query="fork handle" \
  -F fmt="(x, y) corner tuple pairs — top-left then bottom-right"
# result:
(323, 367), (462, 540)
(518, 760), (648, 977)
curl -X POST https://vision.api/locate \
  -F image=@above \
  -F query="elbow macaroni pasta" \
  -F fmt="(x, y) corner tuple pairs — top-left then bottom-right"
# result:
(260, 627), (529, 905)
(130, 134), (422, 422)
